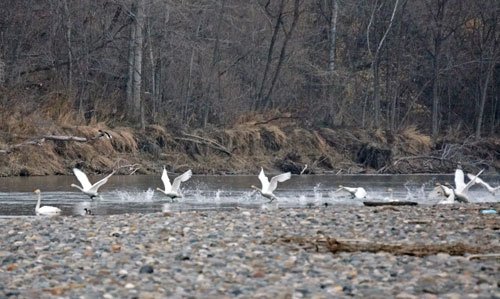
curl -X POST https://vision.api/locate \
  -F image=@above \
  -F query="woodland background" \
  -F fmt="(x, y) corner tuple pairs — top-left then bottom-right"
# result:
(0, 0), (499, 176)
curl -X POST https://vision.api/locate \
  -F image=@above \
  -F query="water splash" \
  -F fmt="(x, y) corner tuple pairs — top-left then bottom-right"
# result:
(113, 188), (156, 202)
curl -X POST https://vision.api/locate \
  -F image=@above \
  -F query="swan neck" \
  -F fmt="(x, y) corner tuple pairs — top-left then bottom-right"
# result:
(35, 193), (41, 211)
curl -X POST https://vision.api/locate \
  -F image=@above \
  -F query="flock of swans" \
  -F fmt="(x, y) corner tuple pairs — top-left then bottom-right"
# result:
(31, 164), (499, 216)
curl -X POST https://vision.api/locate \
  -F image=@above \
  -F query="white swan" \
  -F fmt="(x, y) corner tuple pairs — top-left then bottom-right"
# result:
(336, 185), (367, 199)
(34, 189), (61, 216)
(156, 167), (192, 199)
(435, 183), (455, 204)
(450, 165), (484, 203)
(466, 173), (499, 195)
(70, 168), (115, 199)
(251, 168), (291, 202)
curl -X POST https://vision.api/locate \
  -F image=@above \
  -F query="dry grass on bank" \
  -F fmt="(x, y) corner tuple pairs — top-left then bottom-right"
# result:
(0, 104), (496, 176)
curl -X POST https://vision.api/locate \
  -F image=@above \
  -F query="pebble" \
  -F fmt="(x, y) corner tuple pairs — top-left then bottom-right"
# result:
(0, 203), (498, 297)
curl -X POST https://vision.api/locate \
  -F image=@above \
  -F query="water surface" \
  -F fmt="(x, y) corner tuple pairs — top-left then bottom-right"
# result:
(0, 174), (498, 216)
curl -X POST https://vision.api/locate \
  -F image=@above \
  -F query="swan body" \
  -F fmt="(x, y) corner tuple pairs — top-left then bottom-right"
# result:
(336, 185), (367, 199)
(156, 167), (192, 199)
(466, 173), (499, 195)
(251, 168), (291, 202)
(435, 183), (455, 204)
(452, 166), (484, 203)
(71, 168), (115, 199)
(34, 189), (61, 216)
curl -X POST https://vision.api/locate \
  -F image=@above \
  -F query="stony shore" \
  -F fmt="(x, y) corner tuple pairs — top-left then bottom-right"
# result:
(1, 203), (499, 298)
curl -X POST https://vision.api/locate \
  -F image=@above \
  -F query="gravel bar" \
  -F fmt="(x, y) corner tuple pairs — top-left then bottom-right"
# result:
(1, 203), (499, 298)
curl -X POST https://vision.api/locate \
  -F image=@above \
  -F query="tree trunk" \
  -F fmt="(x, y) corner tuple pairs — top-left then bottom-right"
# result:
(368, 0), (400, 129)
(475, 58), (495, 138)
(133, 0), (145, 127)
(126, 4), (137, 115)
(126, 0), (145, 127)
(328, 0), (339, 73)
(62, 0), (73, 92)
(262, 0), (301, 108)
(255, 0), (285, 110)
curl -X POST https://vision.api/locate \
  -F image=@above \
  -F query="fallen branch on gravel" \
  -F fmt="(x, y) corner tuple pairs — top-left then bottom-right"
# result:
(326, 238), (486, 256)
(363, 201), (418, 206)
(270, 236), (497, 257)
(467, 253), (500, 260)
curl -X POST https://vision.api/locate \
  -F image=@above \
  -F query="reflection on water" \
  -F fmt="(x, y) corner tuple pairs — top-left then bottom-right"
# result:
(0, 174), (498, 216)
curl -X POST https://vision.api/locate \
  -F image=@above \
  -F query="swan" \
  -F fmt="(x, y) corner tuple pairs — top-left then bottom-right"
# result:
(450, 165), (484, 203)
(466, 173), (499, 195)
(34, 189), (61, 216)
(71, 168), (115, 199)
(156, 167), (192, 199)
(251, 168), (291, 202)
(336, 185), (367, 199)
(435, 183), (455, 204)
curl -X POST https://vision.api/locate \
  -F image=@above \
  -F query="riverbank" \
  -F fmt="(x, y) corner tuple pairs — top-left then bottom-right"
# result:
(1, 113), (499, 177)
(1, 203), (498, 298)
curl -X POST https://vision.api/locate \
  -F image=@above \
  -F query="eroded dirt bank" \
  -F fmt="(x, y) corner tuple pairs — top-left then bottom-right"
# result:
(1, 113), (498, 176)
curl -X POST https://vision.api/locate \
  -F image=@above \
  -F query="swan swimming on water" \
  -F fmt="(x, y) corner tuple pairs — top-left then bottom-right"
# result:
(71, 168), (115, 199)
(466, 173), (500, 195)
(34, 189), (61, 216)
(336, 185), (367, 199)
(251, 168), (291, 202)
(156, 167), (192, 199)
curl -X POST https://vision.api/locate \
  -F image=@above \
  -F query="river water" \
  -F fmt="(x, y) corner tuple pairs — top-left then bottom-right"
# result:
(0, 174), (498, 216)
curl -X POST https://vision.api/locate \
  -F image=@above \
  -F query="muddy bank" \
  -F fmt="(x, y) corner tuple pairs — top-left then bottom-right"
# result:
(1, 115), (499, 177)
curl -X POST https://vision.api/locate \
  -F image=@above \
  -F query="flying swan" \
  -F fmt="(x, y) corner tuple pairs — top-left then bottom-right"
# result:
(34, 189), (61, 216)
(449, 165), (484, 203)
(336, 185), (367, 199)
(71, 168), (115, 199)
(156, 167), (193, 199)
(466, 173), (500, 195)
(251, 168), (291, 202)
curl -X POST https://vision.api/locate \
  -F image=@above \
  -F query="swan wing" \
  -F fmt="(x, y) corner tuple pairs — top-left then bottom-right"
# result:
(454, 167), (466, 192)
(160, 167), (172, 192)
(88, 170), (115, 193)
(258, 168), (270, 192)
(171, 169), (192, 192)
(466, 173), (497, 193)
(268, 172), (291, 193)
(340, 186), (357, 194)
(462, 169), (484, 193)
(73, 168), (93, 190)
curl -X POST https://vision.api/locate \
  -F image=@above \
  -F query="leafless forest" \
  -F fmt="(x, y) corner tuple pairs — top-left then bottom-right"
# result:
(0, 0), (499, 175)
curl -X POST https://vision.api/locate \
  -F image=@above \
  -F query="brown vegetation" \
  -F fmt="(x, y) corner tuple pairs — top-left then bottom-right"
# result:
(0, 106), (497, 176)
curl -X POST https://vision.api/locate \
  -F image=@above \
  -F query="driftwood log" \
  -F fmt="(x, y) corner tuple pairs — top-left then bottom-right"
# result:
(271, 236), (498, 257)
(0, 132), (111, 154)
(325, 238), (487, 256)
(363, 201), (418, 206)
